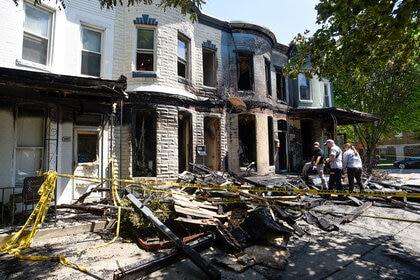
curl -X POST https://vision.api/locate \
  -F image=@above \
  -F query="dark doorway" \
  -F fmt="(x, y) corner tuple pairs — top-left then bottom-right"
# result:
(204, 116), (221, 170)
(178, 111), (193, 173)
(238, 114), (256, 167)
(277, 120), (288, 171)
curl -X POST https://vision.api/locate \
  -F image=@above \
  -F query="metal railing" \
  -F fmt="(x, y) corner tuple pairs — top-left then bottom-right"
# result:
(0, 186), (23, 226)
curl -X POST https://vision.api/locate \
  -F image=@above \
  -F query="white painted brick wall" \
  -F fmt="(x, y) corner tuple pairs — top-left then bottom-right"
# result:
(0, 0), (116, 79)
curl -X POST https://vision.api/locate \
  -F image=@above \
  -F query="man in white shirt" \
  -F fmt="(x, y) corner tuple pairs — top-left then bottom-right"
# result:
(324, 139), (343, 192)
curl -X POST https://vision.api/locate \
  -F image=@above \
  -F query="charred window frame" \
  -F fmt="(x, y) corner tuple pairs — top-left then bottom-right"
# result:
(22, 4), (52, 66)
(202, 47), (216, 87)
(237, 52), (254, 91)
(133, 109), (157, 177)
(81, 26), (102, 77)
(275, 67), (286, 103)
(178, 33), (190, 81)
(298, 73), (311, 101)
(265, 58), (272, 96)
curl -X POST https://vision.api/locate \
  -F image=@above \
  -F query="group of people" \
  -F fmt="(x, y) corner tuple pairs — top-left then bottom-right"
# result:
(301, 139), (365, 192)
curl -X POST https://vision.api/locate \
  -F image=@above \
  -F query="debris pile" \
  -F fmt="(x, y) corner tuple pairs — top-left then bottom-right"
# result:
(111, 165), (420, 279)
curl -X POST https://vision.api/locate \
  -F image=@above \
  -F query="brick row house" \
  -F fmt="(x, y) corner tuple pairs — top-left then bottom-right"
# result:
(0, 0), (377, 214)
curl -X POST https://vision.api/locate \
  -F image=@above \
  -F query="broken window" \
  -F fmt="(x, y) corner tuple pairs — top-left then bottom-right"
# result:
(81, 26), (102, 77)
(133, 109), (156, 177)
(136, 28), (155, 71)
(265, 59), (272, 96)
(238, 53), (253, 91)
(178, 34), (189, 79)
(298, 74), (311, 101)
(22, 4), (52, 65)
(275, 67), (286, 102)
(202, 48), (216, 87)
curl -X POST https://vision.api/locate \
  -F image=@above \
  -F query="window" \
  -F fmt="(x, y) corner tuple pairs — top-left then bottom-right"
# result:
(265, 59), (272, 96)
(178, 34), (189, 79)
(202, 48), (216, 87)
(15, 108), (44, 185)
(276, 68), (286, 102)
(299, 73), (311, 100)
(81, 27), (102, 77)
(238, 53), (253, 90)
(77, 131), (98, 163)
(22, 5), (51, 65)
(324, 82), (331, 107)
(136, 28), (155, 71)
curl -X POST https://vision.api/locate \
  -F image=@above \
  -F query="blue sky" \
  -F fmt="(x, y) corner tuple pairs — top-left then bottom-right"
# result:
(201, 0), (320, 45)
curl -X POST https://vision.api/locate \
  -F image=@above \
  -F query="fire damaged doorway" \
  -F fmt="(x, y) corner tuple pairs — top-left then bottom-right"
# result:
(238, 114), (256, 168)
(277, 120), (288, 172)
(204, 116), (221, 170)
(178, 111), (193, 173)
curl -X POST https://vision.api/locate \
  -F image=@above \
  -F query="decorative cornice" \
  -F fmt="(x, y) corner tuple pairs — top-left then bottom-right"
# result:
(133, 14), (158, 26)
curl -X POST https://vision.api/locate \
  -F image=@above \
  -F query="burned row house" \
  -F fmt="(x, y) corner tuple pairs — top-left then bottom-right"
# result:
(0, 0), (377, 212)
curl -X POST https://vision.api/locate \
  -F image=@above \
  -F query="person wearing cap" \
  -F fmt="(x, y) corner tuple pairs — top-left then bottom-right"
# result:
(301, 142), (327, 189)
(324, 139), (343, 192)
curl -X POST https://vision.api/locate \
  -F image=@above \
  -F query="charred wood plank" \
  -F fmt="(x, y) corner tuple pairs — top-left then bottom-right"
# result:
(175, 217), (243, 254)
(340, 201), (373, 224)
(113, 232), (214, 280)
(126, 194), (221, 280)
(272, 206), (305, 237)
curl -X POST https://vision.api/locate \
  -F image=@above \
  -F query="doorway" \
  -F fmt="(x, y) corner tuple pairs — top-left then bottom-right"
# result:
(204, 116), (221, 170)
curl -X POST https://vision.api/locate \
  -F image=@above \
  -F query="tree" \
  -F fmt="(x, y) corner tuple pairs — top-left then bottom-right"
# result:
(13, 0), (205, 20)
(285, 0), (420, 169)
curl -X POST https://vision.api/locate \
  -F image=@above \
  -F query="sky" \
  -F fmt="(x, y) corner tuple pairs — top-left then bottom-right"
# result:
(201, 0), (320, 45)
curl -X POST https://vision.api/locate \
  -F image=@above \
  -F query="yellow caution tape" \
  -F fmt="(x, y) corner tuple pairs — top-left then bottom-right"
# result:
(56, 172), (420, 199)
(0, 171), (87, 273)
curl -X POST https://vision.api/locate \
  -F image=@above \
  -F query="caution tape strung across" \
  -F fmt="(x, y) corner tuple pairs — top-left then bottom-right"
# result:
(0, 159), (125, 274)
(57, 173), (420, 199)
(0, 171), (88, 272)
(1, 167), (419, 273)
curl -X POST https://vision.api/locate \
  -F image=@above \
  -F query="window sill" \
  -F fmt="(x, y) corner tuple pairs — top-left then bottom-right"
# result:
(178, 76), (192, 85)
(132, 71), (157, 78)
(16, 59), (49, 72)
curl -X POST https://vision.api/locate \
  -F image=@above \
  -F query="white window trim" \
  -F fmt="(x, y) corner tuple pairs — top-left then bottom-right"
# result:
(134, 26), (156, 73)
(18, 3), (55, 70)
(298, 74), (312, 102)
(81, 24), (104, 77)
(177, 33), (190, 80)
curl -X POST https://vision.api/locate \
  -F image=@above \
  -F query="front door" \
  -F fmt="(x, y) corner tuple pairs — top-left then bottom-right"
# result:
(73, 128), (101, 201)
